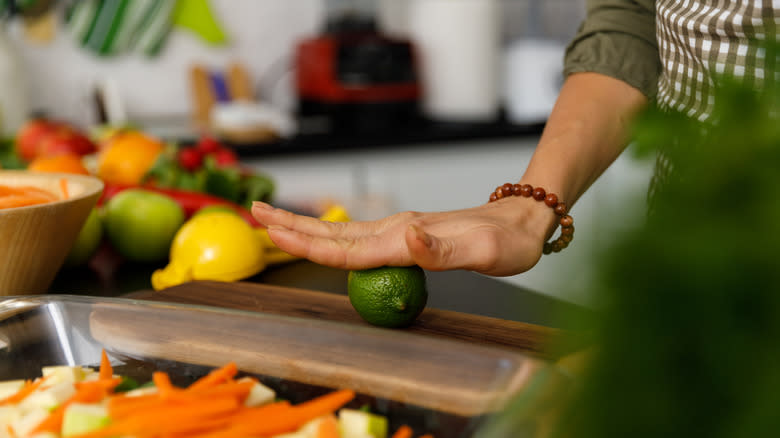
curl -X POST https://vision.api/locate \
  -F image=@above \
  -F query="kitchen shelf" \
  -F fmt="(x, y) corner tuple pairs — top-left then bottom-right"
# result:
(220, 117), (546, 158)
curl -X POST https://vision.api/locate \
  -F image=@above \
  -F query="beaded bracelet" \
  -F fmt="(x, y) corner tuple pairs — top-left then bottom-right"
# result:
(488, 183), (574, 254)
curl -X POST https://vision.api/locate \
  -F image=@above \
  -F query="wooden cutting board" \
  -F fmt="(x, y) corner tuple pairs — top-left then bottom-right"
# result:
(129, 281), (583, 359)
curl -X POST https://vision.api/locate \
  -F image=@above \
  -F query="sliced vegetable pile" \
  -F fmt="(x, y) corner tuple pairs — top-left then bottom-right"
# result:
(0, 181), (68, 210)
(0, 351), (432, 438)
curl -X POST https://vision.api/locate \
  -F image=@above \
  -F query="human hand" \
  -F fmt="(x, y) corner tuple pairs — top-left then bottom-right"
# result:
(251, 197), (558, 276)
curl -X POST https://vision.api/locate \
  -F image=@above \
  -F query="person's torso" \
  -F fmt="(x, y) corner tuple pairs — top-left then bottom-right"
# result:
(655, 0), (779, 120)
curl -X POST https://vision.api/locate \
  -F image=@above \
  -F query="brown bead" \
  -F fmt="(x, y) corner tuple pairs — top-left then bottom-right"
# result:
(544, 193), (558, 208)
(561, 233), (573, 243)
(560, 215), (573, 227)
(543, 242), (552, 255)
(511, 184), (523, 196)
(532, 187), (546, 201)
(501, 183), (514, 196)
(551, 241), (563, 252)
(520, 184), (533, 197)
(560, 225), (574, 236)
(554, 203), (567, 216)
(489, 193), (498, 202)
(494, 187), (505, 199)
(559, 239), (569, 249)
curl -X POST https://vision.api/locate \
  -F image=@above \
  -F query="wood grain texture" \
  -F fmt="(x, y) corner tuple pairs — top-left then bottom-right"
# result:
(129, 280), (575, 358)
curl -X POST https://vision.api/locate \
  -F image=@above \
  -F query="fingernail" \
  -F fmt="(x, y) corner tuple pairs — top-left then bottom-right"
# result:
(410, 224), (432, 248)
(253, 201), (273, 210)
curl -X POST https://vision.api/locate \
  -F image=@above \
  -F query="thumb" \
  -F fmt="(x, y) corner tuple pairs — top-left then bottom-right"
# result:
(405, 224), (450, 270)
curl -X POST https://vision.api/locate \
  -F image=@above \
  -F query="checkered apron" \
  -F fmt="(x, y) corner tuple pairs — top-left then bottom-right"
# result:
(648, 0), (779, 209)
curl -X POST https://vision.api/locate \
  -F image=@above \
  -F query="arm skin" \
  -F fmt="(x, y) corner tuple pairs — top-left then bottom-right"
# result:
(251, 72), (647, 276)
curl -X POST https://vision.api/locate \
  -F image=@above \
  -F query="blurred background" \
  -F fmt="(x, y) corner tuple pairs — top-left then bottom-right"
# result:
(0, 0), (652, 307)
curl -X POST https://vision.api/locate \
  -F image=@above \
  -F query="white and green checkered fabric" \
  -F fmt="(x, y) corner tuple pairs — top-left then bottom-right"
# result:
(655, 0), (780, 121)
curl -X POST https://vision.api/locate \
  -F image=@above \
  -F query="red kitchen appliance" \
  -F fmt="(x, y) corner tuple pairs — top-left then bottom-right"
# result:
(294, 16), (422, 132)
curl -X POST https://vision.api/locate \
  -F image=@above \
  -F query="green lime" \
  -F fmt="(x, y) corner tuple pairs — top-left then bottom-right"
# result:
(103, 189), (185, 263)
(347, 266), (428, 328)
(64, 207), (103, 267)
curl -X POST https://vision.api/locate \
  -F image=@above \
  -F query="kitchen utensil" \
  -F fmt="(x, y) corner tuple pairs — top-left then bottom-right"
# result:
(295, 14), (422, 132)
(0, 294), (545, 435)
(408, 0), (500, 122)
(0, 171), (103, 295)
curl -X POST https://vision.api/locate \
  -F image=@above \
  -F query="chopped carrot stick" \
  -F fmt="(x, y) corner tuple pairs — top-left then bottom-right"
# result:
(75, 377), (122, 393)
(391, 425), (413, 438)
(0, 376), (48, 405)
(99, 350), (113, 380)
(187, 362), (238, 390)
(317, 415), (340, 438)
(72, 397), (242, 438)
(0, 194), (55, 209)
(59, 178), (69, 199)
(152, 371), (178, 399)
(208, 389), (355, 438)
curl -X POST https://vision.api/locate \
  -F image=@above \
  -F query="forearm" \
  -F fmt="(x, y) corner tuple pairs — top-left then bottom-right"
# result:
(519, 71), (648, 207)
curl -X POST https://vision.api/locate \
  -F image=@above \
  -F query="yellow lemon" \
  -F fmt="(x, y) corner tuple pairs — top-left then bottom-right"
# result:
(151, 211), (266, 290)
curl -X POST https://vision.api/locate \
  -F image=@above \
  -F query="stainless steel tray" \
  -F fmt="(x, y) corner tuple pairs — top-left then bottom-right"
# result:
(0, 295), (540, 437)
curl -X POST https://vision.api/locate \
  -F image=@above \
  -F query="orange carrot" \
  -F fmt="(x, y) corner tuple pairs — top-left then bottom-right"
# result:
(0, 194), (55, 209)
(391, 424), (413, 438)
(99, 349), (113, 380)
(152, 371), (177, 399)
(75, 377), (122, 393)
(317, 415), (340, 438)
(187, 362), (238, 390)
(59, 178), (69, 199)
(0, 376), (48, 405)
(205, 389), (355, 438)
(72, 397), (241, 438)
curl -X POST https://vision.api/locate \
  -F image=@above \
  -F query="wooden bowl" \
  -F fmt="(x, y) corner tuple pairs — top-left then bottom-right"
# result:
(0, 171), (104, 296)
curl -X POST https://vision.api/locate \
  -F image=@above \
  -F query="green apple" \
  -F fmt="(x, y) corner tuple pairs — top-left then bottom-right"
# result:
(64, 208), (103, 267)
(103, 189), (185, 262)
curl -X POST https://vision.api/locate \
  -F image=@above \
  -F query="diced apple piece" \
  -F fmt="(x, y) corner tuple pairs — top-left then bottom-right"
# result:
(10, 409), (49, 437)
(339, 409), (388, 438)
(272, 415), (326, 438)
(61, 403), (110, 437)
(238, 377), (276, 407)
(42, 366), (87, 385)
(124, 386), (159, 397)
(0, 380), (25, 399)
(19, 381), (77, 412)
(0, 406), (22, 427)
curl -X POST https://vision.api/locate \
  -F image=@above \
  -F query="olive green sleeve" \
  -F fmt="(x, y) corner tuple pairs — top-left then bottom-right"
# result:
(563, 0), (661, 99)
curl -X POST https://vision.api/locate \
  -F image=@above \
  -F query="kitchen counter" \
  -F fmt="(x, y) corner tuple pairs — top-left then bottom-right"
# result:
(180, 116), (545, 159)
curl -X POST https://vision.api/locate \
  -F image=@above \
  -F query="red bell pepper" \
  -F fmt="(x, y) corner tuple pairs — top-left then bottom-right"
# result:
(99, 183), (261, 227)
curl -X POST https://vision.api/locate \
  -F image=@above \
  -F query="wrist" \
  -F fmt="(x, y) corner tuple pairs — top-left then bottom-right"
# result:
(489, 183), (575, 254)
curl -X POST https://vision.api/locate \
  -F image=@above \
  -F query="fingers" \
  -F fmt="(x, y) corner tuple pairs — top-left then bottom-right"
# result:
(266, 225), (412, 270)
(252, 202), (346, 238)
